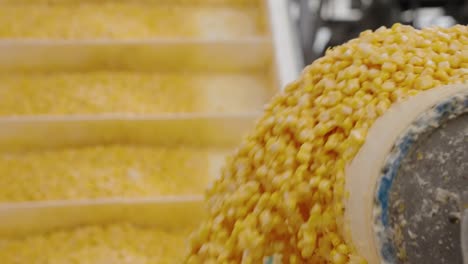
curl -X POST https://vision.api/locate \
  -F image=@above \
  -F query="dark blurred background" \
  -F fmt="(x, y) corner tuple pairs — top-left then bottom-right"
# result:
(291, 0), (468, 64)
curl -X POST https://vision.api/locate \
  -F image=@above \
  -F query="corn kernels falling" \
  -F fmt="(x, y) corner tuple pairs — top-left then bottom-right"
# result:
(187, 24), (468, 263)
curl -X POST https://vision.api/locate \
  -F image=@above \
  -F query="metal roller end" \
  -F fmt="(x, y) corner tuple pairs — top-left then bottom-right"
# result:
(387, 113), (467, 264)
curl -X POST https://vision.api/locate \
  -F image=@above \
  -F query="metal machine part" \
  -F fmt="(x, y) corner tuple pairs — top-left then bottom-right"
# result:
(292, 0), (468, 64)
(388, 113), (467, 264)
(344, 86), (468, 264)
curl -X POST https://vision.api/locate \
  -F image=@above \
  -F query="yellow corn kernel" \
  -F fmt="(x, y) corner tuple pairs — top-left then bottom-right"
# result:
(390, 88), (406, 102)
(297, 143), (313, 164)
(318, 179), (331, 193)
(310, 203), (323, 215)
(314, 120), (337, 136)
(414, 75), (435, 90)
(434, 70), (450, 82)
(309, 176), (321, 188)
(382, 62), (397, 73)
(409, 56), (424, 65)
(343, 78), (361, 95)
(330, 250), (348, 264)
(393, 71), (406, 82)
(321, 91), (344, 107)
(376, 99), (392, 116)
(381, 80), (396, 92)
(289, 254), (300, 264)
(300, 230), (317, 258)
(337, 244), (350, 254)
(349, 127), (367, 144)
(328, 232), (342, 246)
(324, 133), (344, 151)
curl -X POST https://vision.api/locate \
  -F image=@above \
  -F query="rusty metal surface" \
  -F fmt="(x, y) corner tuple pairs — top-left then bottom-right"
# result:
(388, 114), (468, 264)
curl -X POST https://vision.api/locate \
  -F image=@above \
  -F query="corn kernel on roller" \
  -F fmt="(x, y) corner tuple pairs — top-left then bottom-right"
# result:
(345, 84), (468, 264)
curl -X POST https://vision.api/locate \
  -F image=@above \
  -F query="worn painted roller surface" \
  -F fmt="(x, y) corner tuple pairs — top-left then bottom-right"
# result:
(389, 113), (467, 264)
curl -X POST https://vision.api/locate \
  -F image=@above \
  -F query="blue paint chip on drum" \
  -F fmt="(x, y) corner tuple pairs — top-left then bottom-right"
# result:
(264, 256), (273, 264)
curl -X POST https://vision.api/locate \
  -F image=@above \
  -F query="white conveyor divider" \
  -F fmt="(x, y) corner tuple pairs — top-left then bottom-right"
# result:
(267, 0), (304, 89)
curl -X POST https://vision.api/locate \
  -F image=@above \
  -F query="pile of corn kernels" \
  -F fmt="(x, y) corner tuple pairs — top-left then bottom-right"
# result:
(0, 72), (270, 115)
(0, 144), (213, 202)
(0, 1), (267, 263)
(186, 24), (468, 263)
(0, 2), (263, 39)
(0, 223), (191, 264)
